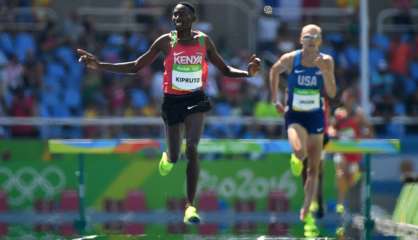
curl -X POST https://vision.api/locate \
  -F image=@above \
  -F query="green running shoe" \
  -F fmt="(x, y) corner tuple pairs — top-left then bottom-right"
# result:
(353, 169), (362, 184)
(304, 213), (319, 237)
(336, 226), (345, 237)
(158, 152), (173, 176)
(290, 154), (303, 176)
(304, 212), (315, 225)
(183, 206), (200, 224)
(310, 201), (319, 213)
(336, 203), (345, 215)
(305, 228), (320, 238)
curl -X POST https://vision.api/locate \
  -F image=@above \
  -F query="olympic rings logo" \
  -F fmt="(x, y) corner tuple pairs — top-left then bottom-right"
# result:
(0, 166), (66, 206)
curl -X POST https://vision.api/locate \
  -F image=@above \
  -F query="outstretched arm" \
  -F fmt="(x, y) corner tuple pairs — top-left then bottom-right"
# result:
(77, 34), (168, 74)
(269, 53), (292, 112)
(205, 36), (260, 78)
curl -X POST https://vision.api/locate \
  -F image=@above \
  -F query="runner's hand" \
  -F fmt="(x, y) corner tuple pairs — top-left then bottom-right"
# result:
(272, 95), (285, 113)
(77, 49), (100, 70)
(274, 101), (285, 113)
(247, 54), (261, 76)
(313, 55), (331, 73)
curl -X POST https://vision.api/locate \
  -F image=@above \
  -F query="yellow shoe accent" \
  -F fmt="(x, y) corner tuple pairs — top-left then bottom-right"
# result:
(336, 204), (345, 215)
(183, 206), (200, 224)
(290, 154), (303, 176)
(304, 212), (315, 224)
(158, 152), (173, 176)
(305, 228), (319, 238)
(353, 170), (362, 184)
(309, 201), (319, 213)
(336, 227), (345, 237)
(304, 213), (319, 237)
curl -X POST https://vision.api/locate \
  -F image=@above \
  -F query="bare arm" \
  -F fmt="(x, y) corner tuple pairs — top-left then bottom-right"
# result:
(328, 108), (342, 138)
(77, 34), (168, 74)
(357, 107), (374, 137)
(327, 117), (338, 137)
(315, 55), (337, 98)
(269, 53), (292, 108)
(205, 36), (260, 78)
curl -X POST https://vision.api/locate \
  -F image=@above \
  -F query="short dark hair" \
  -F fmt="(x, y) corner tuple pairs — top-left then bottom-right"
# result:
(178, 2), (195, 14)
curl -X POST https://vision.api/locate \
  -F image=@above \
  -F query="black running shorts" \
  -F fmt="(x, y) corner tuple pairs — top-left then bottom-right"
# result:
(161, 91), (212, 126)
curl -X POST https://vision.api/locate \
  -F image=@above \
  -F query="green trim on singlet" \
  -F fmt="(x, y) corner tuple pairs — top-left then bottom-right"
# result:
(170, 30), (204, 48)
(198, 33), (205, 47)
(173, 64), (202, 72)
(170, 31), (178, 48)
(294, 88), (320, 95)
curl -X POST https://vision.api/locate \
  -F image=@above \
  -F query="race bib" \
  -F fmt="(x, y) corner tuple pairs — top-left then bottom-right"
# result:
(172, 64), (202, 91)
(340, 128), (355, 140)
(292, 88), (320, 111)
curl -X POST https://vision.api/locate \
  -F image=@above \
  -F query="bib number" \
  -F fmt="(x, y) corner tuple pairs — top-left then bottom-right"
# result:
(172, 64), (202, 91)
(292, 88), (320, 111)
(340, 128), (355, 140)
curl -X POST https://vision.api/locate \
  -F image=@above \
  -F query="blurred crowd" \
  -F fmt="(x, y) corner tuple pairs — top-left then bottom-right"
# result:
(0, 0), (417, 138)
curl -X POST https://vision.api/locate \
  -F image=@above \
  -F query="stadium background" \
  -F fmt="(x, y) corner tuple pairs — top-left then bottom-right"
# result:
(0, 0), (417, 239)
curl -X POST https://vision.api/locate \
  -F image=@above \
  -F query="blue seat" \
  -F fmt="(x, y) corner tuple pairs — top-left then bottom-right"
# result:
(41, 91), (59, 108)
(52, 103), (70, 118)
(64, 88), (81, 109)
(130, 89), (149, 109)
(344, 45), (360, 68)
(0, 50), (7, 66)
(0, 33), (14, 55)
(372, 33), (390, 52)
(46, 61), (66, 79)
(15, 32), (36, 62)
(43, 75), (61, 94)
(369, 48), (386, 71)
(55, 46), (76, 66)
(410, 62), (418, 80)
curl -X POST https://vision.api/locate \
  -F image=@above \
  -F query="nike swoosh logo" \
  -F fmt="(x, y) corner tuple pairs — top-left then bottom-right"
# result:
(316, 70), (322, 75)
(294, 70), (304, 74)
(187, 105), (198, 110)
(174, 51), (185, 56)
(317, 128), (323, 132)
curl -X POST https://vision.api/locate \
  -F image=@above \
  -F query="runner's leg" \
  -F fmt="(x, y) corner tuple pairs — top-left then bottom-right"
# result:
(300, 133), (323, 220)
(165, 123), (183, 163)
(184, 112), (205, 206)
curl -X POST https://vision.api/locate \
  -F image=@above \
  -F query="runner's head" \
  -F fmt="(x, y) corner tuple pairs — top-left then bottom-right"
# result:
(300, 24), (322, 51)
(172, 2), (196, 31)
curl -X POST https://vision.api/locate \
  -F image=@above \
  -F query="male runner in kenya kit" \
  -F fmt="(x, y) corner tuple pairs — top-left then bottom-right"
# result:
(77, 2), (261, 224)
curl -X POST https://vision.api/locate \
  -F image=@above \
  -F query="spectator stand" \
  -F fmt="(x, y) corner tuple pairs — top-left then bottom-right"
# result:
(0, 7), (58, 31)
(76, 7), (164, 32)
(377, 8), (418, 34)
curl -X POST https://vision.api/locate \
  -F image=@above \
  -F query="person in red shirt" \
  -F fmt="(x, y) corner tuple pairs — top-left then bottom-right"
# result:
(329, 88), (373, 215)
(77, 2), (260, 224)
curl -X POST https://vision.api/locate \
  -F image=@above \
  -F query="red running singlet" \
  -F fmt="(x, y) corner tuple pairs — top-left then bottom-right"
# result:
(335, 107), (363, 163)
(163, 31), (208, 95)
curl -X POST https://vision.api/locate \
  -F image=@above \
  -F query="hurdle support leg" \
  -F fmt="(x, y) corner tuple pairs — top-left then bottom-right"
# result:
(75, 153), (86, 235)
(363, 153), (374, 240)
